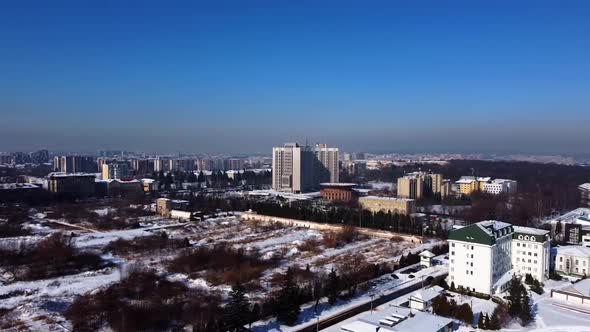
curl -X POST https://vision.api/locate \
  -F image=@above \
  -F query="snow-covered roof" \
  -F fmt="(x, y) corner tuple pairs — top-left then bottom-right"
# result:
(513, 226), (550, 236)
(419, 250), (436, 258)
(553, 245), (590, 258)
(558, 278), (590, 297)
(0, 183), (40, 190)
(493, 269), (514, 290)
(320, 182), (358, 187)
(579, 183), (590, 191)
(409, 285), (443, 303)
(48, 172), (96, 178)
(334, 305), (452, 332)
(547, 208), (590, 225)
(361, 195), (414, 202)
(478, 220), (512, 232)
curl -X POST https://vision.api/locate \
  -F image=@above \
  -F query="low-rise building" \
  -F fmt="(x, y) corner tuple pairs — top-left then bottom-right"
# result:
(551, 245), (590, 277)
(483, 179), (518, 195)
(358, 196), (416, 215)
(47, 172), (96, 197)
(96, 179), (142, 197)
(551, 278), (590, 306)
(409, 285), (444, 311)
(420, 250), (436, 268)
(546, 208), (590, 246)
(0, 183), (43, 201)
(320, 183), (357, 202)
(329, 305), (453, 332)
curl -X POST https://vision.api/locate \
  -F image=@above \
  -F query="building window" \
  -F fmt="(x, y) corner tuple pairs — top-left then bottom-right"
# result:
(451, 251), (455, 256)
(451, 243), (455, 247)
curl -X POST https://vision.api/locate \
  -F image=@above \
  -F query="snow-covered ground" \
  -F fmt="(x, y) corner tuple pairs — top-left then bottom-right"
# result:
(251, 255), (449, 332)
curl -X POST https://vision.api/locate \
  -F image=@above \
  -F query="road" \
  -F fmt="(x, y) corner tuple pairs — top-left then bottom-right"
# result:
(295, 271), (448, 332)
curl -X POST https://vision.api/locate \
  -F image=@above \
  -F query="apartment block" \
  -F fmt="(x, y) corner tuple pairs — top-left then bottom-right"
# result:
(397, 172), (442, 199)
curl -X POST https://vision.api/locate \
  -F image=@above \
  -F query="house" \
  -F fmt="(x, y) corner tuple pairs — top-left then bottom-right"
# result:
(551, 245), (590, 277)
(420, 250), (436, 268)
(409, 286), (444, 311)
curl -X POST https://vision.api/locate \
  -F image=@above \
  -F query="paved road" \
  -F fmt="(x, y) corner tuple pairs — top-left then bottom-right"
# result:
(295, 273), (448, 332)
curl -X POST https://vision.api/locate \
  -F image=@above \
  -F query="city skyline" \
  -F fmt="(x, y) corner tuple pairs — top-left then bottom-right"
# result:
(1, 1), (589, 154)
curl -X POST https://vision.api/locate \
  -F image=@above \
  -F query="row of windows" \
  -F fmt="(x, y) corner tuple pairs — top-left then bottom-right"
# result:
(516, 242), (539, 249)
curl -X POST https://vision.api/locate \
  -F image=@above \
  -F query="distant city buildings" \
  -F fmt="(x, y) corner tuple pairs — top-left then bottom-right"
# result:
(272, 142), (339, 193)
(448, 220), (550, 295)
(53, 155), (95, 173)
(102, 162), (130, 180)
(397, 171), (443, 199)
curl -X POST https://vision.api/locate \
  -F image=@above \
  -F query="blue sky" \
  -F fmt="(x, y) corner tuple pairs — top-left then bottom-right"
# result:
(1, 1), (589, 154)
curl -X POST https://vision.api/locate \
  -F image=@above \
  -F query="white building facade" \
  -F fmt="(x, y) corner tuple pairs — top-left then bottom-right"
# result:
(482, 179), (518, 195)
(448, 221), (550, 295)
(551, 245), (590, 277)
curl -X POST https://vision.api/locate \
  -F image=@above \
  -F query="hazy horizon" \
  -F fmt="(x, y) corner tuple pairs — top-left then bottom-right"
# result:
(1, 2), (589, 155)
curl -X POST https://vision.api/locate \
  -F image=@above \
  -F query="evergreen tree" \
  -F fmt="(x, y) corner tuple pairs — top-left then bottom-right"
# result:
(248, 303), (261, 330)
(477, 313), (485, 329)
(224, 282), (251, 331)
(489, 310), (501, 330)
(275, 268), (301, 326)
(326, 268), (340, 305)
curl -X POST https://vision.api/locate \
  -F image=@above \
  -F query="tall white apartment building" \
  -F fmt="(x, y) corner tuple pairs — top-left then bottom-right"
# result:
(511, 226), (551, 282)
(314, 143), (339, 184)
(448, 221), (550, 295)
(272, 143), (339, 193)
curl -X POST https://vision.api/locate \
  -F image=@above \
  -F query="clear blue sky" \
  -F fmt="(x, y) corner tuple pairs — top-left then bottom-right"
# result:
(1, 1), (589, 154)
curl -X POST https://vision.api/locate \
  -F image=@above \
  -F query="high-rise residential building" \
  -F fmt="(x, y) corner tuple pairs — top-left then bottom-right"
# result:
(224, 158), (244, 171)
(314, 143), (339, 184)
(154, 158), (169, 172)
(272, 143), (313, 193)
(48, 172), (96, 197)
(272, 142), (339, 193)
(397, 172), (442, 199)
(448, 221), (550, 295)
(102, 162), (130, 180)
(131, 159), (153, 175)
(54, 156), (95, 173)
(0, 153), (13, 164)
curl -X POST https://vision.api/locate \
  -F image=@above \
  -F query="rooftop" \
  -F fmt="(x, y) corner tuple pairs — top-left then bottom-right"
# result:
(332, 305), (452, 332)
(419, 250), (436, 258)
(553, 245), (590, 258)
(409, 285), (443, 303)
(557, 278), (590, 297)
(0, 183), (41, 190)
(320, 182), (358, 188)
(479, 220), (512, 232)
(513, 226), (550, 236)
(579, 183), (590, 191)
(48, 172), (96, 178)
(361, 195), (415, 202)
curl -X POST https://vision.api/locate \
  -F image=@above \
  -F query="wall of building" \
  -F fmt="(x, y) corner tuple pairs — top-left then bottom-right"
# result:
(358, 196), (415, 215)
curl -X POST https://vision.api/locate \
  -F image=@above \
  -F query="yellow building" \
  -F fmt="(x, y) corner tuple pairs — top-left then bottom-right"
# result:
(397, 172), (443, 199)
(455, 176), (490, 195)
(359, 196), (416, 215)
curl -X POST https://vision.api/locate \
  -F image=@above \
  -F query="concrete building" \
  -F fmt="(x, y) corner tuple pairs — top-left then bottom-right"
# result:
(482, 179), (518, 195)
(546, 208), (590, 246)
(448, 221), (551, 295)
(551, 245), (590, 277)
(440, 180), (452, 199)
(420, 250), (435, 268)
(53, 156), (95, 173)
(409, 285), (444, 311)
(47, 172), (96, 197)
(397, 172), (442, 199)
(96, 179), (142, 197)
(397, 175), (423, 199)
(580, 183), (590, 208)
(325, 305), (453, 332)
(102, 162), (130, 180)
(455, 176), (490, 195)
(314, 143), (339, 184)
(512, 226), (551, 282)
(358, 196), (416, 215)
(342, 160), (367, 178)
(272, 143), (311, 193)
(0, 183), (43, 201)
(320, 183), (357, 202)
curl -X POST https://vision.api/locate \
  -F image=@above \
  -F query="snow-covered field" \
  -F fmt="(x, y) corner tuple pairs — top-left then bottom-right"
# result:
(0, 204), (440, 331)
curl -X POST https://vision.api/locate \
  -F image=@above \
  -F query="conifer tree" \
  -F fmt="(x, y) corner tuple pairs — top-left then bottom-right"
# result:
(224, 282), (251, 331)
